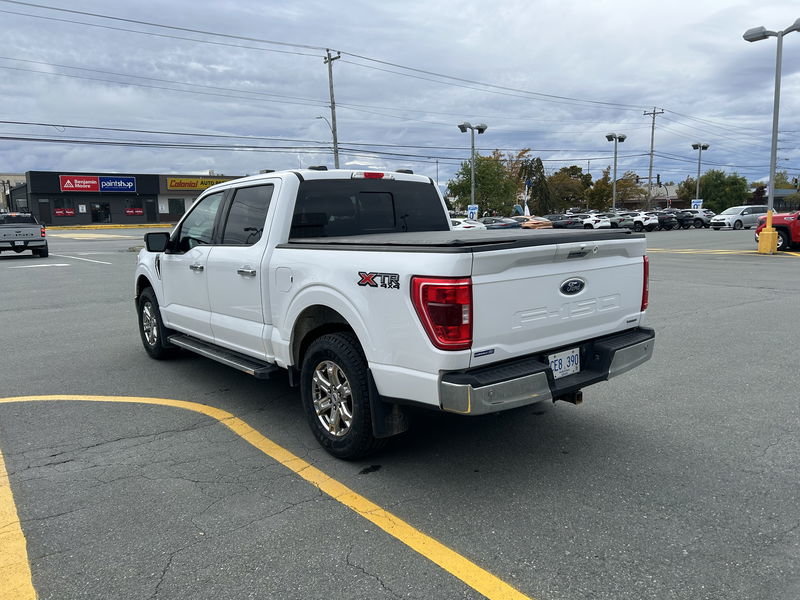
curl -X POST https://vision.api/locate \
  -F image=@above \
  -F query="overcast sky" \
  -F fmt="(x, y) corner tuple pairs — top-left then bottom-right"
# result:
(1, 0), (798, 190)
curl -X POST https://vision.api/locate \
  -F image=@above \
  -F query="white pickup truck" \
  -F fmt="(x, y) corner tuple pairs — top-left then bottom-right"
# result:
(134, 169), (654, 458)
(0, 212), (49, 257)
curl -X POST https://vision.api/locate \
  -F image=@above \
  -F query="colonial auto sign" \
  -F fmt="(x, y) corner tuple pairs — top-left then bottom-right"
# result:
(59, 175), (137, 192)
(166, 177), (229, 191)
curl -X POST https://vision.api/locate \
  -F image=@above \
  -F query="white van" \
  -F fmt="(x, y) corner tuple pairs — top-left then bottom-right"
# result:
(710, 205), (768, 230)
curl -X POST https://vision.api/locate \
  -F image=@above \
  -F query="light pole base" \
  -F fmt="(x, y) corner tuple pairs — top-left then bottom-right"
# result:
(757, 228), (778, 254)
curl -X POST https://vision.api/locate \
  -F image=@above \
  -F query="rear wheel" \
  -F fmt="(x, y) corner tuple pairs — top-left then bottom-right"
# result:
(300, 332), (385, 460)
(137, 287), (175, 359)
(584, 223), (593, 229)
(694, 219), (703, 228)
(35, 247), (49, 257)
(633, 222), (643, 232)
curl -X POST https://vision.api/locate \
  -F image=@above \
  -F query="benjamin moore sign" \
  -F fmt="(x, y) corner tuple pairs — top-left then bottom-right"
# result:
(59, 175), (137, 192)
(166, 177), (229, 191)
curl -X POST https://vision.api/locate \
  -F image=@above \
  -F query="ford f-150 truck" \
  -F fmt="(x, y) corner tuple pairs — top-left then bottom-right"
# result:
(134, 169), (654, 458)
(0, 212), (48, 257)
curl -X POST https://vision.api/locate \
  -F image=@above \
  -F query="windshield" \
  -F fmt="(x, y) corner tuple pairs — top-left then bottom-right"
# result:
(719, 207), (743, 215)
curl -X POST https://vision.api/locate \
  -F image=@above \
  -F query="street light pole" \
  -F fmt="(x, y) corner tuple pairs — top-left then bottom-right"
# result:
(458, 122), (487, 207)
(691, 143), (709, 202)
(744, 17), (800, 254)
(606, 133), (626, 210)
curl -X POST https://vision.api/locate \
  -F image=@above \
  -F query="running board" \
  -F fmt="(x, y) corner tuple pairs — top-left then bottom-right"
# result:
(168, 334), (280, 379)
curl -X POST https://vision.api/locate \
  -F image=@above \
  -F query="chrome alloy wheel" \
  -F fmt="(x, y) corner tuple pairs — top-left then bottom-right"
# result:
(141, 301), (159, 347)
(311, 360), (354, 437)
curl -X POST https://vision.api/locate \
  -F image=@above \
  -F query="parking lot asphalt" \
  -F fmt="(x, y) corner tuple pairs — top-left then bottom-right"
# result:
(1, 226), (798, 600)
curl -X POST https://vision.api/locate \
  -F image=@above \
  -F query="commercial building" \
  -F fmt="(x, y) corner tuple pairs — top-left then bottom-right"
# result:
(10, 170), (241, 226)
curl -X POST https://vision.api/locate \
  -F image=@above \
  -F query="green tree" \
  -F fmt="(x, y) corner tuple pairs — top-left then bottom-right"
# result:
(698, 170), (749, 213)
(584, 168), (612, 210)
(446, 151), (517, 216)
(616, 171), (647, 207)
(676, 177), (696, 204)
(547, 165), (592, 211)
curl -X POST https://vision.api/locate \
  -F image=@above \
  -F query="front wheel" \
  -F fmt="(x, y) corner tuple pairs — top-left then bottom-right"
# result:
(137, 287), (175, 359)
(633, 222), (643, 232)
(777, 230), (790, 251)
(694, 219), (703, 229)
(733, 220), (743, 230)
(584, 223), (593, 229)
(300, 332), (384, 460)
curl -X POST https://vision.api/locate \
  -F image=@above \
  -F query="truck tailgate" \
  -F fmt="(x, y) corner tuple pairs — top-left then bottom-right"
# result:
(470, 236), (647, 366)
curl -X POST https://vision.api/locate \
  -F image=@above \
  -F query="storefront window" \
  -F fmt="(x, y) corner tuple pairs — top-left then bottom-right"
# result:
(53, 197), (76, 217)
(124, 197), (144, 216)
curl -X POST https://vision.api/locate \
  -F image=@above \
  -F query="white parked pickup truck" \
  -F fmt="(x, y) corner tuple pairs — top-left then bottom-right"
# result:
(134, 169), (654, 458)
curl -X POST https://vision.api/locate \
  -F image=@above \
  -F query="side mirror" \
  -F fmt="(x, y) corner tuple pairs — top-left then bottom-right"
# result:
(144, 231), (170, 252)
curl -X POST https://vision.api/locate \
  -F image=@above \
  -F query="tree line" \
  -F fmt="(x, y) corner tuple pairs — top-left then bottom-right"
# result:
(446, 149), (799, 216)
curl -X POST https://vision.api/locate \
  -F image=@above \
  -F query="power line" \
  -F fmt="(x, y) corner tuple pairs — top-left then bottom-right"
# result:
(0, 0), (649, 113)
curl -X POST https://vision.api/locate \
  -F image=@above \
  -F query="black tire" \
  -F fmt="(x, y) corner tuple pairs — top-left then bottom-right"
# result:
(733, 220), (743, 230)
(694, 219), (703, 229)
(633, 222), (643, 232)
(682, 223), (691, 229)
(35, 246), (49, 257)
(300, 332), (385, 460)
(645, 225), (656, 232)
(584, 223), (593, 229)
(137, 287), (175, 359)
(777, 230), (790, 251)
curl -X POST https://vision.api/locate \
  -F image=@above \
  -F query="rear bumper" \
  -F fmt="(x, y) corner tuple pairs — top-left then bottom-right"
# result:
(439, 327), (655, 415)
(0, 240), (47, 250)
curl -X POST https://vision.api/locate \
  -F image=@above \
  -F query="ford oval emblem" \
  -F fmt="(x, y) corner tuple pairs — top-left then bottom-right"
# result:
(560, 278), (585, 295)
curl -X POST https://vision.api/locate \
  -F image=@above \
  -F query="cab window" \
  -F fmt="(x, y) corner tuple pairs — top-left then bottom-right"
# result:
(176, 192), (224, 251)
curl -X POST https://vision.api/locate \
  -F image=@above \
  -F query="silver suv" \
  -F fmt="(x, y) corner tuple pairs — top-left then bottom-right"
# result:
(710, 205), (768, 230)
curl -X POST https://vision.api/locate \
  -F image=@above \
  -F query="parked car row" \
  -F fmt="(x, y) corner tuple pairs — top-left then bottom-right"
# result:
(452, 206), (779, 235)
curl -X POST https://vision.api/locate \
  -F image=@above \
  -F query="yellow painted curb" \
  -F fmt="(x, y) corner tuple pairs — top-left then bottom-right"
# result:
(0, 395), (535, 600)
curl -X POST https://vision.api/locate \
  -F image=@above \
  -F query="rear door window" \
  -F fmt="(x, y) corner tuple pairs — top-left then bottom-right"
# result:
(221, 184), (274, 245)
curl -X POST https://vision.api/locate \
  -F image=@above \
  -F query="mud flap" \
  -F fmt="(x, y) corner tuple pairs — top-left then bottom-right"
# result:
(368, 370), (410, 438)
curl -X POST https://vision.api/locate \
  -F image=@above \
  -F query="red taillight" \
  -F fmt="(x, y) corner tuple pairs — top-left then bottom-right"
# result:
(363, 172), (384, 179)
(411, 276), (472, 351)
(41, 227), (46, 238)
(641, 256), (649, 311)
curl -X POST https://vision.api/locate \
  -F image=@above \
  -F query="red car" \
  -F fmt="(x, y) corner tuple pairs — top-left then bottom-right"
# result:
(754, 210), (800, 251)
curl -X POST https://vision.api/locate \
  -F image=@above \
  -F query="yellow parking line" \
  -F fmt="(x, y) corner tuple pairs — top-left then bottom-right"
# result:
(648, 248), (800, 257)
(0, 448), (35, 600)
(0, 395), (534, 600)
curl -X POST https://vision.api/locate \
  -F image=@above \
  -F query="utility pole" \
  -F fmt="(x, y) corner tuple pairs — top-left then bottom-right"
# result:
(644, 107), (663, 208)
(324, 49), (341, 168)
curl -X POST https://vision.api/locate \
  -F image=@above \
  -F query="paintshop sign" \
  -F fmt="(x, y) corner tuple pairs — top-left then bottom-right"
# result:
(59, 175), (137, 192)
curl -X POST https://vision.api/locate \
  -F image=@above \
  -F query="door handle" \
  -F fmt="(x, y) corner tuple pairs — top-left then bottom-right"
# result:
(236, 267), (257, 277)
(189, 264), (204, 272)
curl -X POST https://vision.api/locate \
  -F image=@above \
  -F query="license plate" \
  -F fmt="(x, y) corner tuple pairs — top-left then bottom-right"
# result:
(548, 347), (580, 380)
(12, 241), (23, 247)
